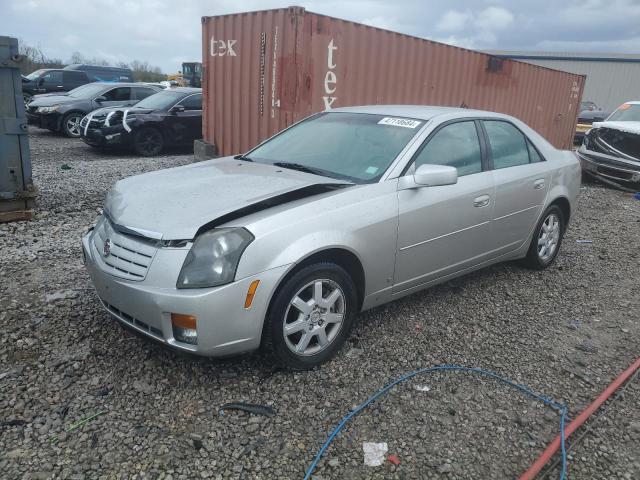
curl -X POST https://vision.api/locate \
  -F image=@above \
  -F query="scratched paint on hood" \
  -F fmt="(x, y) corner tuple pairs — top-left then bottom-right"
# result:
(105, 157), (351, 240)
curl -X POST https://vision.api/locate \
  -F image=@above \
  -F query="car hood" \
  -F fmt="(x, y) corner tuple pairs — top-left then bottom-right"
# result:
(28, 95), (81, 107)
(86, 106), (155, 126)
(94, 106), (154, 116)
(586, 121), (640, 162)
(105, 157), (352, 240)
(592, 121), (640, 135)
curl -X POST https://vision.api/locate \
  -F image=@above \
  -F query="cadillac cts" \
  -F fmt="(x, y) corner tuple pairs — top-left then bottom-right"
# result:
(82, 106), (581, 368)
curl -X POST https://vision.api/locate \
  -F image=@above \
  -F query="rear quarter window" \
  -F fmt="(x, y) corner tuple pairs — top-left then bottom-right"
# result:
(484, 121), (530, 169)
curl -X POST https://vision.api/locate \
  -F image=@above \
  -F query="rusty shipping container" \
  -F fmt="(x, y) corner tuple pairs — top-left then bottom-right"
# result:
(200, 6), (585, 157)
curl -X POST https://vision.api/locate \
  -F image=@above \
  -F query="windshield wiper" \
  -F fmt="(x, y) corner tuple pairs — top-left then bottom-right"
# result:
(272, 162), (327, 177)
(234, 154), (253, 162)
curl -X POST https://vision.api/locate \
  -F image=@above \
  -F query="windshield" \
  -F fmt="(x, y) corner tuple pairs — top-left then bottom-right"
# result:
(67, 83), (108, 98)
(25, 69), (46, 80)
(134, 90), (185, 110)
(247, 112), (423, 183)
(607, 104), (640, 122)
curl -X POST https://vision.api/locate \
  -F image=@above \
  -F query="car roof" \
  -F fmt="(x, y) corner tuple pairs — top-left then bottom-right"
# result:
(163, 87), (202, 94)
(329, 104), (494, 121)
(621, 101), (640, 105)
(90, 82), (160, 88)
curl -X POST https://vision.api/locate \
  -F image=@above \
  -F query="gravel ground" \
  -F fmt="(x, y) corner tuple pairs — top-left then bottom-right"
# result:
(1, 128), (638, 479)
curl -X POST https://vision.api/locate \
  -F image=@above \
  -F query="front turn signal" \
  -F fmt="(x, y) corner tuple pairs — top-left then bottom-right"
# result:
(244, 280), (260, 309)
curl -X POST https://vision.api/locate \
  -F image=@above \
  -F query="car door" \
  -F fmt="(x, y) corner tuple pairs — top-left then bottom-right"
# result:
(165, 93), (202, 145)
(481, 120), (551, 255)
(40, 71), (65, 93)
(62, 71), (87, 91)
(393, 120), (495, 294)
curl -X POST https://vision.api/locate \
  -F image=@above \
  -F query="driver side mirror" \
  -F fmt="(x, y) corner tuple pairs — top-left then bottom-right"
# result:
(95, 96), (107, 103)
(406, 164), (458, 188)
(37, 77), (45, 86)
(171, 105), (186, 113)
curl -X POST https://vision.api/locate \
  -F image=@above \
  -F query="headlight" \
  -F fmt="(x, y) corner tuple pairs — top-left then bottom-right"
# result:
(36, 105), (60, 114)
(176, 228), (254, 289)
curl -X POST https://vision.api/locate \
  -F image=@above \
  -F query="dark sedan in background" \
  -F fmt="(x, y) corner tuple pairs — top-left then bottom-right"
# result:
(26, 83), (161, 137)
(80, 87), (202, 156)
(574, 101), (610, 144)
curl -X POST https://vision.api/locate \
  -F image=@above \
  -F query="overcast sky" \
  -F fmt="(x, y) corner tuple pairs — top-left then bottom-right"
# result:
(3, 0), (640, 73)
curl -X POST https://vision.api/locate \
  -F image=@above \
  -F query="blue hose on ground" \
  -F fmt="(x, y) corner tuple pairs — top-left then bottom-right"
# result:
(303, 364), (568, 480)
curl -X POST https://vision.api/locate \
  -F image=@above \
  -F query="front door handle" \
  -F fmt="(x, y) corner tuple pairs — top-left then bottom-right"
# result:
(473, 194), (491, 208)
(534, 178), (545, 190)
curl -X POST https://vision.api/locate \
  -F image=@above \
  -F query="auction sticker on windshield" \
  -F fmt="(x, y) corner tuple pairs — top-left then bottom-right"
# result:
(378, 117), (422, 128)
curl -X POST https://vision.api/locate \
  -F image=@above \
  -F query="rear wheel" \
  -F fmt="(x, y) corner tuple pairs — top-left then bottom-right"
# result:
(62, 112), (84, 138)
(263, 262), (358, 369)
(524, 205), (565, 269)
(133, 127), (164, 156)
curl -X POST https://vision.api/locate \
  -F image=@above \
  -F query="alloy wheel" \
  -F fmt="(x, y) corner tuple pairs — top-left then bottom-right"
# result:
(537, 213), (561, 262)
(282, 279), (346, 356)
(66, 115), (82, 137)
(137, 130), (163, 155)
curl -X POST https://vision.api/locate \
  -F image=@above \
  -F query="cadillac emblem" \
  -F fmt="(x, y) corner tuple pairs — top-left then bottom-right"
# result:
(103, 238), (111, 257)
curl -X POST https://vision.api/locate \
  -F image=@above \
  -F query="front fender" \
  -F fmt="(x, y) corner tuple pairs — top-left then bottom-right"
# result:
(235, 181), (400, 299)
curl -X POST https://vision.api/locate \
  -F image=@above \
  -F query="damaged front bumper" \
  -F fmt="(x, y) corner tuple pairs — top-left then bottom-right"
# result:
(577, 148), (640, 189)
(82, 220), (289, 357)
(26, 111), (61, 130)
(578, 127), (640, 190)
(81, 123), (132, 147)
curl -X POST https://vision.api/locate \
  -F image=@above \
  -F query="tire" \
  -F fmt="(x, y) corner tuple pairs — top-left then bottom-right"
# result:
(61, 112), (84, 138)
(133, 127), (164, 156)
(263, 262), (358, 369)
(524, 205), (565, 270)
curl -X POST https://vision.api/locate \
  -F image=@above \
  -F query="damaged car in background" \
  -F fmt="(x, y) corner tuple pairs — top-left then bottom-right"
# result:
(574, 101), (609, 145)
(82, 106), (580, 369)
(80, 87), (202, 156)
(26, 82), (161, 138)
(577, 101), (640, 190)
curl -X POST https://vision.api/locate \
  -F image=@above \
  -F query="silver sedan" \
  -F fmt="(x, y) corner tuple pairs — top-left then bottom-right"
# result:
(82, 105), (581, 368)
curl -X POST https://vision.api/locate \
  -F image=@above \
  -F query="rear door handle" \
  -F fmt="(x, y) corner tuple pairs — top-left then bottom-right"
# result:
(534, 179), (545, 190)
(473, 194), (491, 208)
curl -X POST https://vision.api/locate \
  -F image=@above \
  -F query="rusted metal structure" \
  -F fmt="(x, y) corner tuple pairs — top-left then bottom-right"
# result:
(199, 7), (585, 158)
(0, 36), (35, 222)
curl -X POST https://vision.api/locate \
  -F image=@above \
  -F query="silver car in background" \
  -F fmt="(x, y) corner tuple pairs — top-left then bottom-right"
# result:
(82, 105), (581, 368)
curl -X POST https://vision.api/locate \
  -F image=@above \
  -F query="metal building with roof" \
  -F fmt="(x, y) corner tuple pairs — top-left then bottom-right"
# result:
(487, 51), (640, 112)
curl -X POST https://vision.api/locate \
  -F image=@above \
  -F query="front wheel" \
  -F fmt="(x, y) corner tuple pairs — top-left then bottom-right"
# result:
(62, 112), (84, 138)
(263, 262), (358, 369)
(133, 127), (164, 156)
(524, 205), (565, 270)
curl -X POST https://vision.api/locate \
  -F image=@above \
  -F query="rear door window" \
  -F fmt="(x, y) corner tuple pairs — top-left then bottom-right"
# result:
(178, 94), (202, 110)
(413, 121), (483, 176)
(483, 121), (530, 169)
(527, 140), (544, 163)
(102, 87), (132, 101)
(42, 71), (63, 85)
(63, 71), (85, 83)
(133, 87), (158, 100)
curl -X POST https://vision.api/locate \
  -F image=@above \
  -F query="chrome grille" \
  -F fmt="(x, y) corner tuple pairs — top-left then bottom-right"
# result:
(92, 216), (157, 281)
